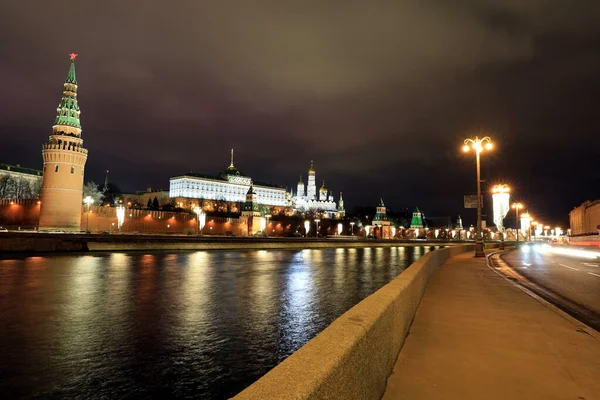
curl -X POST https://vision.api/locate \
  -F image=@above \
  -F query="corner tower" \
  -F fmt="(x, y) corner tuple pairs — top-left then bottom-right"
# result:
(39, 53), (88, 231)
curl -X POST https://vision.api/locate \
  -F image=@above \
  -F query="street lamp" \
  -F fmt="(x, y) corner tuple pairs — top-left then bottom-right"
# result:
(462, 135), (493, 257)
(314, 218), (321, 238)
(84, 195), (94, 233)
(194, 206), (205, 235)
(350, 221), (355, 235)
(265, 214), (272, 235)
(511, 202), (524, 242)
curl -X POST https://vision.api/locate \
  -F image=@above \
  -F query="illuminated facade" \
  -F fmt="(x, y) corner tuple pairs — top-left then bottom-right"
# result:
(292, 161), (343, 217)
(39, 54), (88, 231)
(492, 184), (510, 231)
(169, 149), (286, 206)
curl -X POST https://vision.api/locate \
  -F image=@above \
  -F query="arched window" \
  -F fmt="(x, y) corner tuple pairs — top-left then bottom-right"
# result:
(55, 165), (59, 172)
(71, 166), (75, 174)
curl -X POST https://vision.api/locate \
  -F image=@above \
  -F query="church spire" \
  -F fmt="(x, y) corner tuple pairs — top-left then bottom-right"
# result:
(229, 148), (235, 169)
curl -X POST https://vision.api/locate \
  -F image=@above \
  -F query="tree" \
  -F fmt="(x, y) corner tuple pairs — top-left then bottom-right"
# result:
(0, 175), (11, 199)
(147, 198), (153, 209)
(152, 196), (159, 210)
(30, 179), (42, 199)
(0, 176), (37, 200)
(83, 181), (104, 205)
(13, 178), (31, 199)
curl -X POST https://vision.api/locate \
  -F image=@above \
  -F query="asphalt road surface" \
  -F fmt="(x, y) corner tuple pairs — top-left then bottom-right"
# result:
(500, 245), (600, 331)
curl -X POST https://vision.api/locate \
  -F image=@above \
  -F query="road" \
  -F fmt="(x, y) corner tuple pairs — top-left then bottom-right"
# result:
(498, 245), (600, 331)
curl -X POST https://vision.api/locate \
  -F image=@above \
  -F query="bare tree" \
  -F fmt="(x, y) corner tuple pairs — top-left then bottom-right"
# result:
(30, 179), (42, 199)
(0, 175), (10, 199)
(13, 178), (31, 199)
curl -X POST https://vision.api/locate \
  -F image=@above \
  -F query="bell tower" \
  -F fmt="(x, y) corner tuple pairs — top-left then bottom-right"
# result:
(39, 53), (88, 231)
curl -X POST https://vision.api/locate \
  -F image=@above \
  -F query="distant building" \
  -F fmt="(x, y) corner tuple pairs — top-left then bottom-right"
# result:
(292, 160), (344, 217)
(169, 149), (286, 207)
(39, 54), (88, 231)
(0, 163), (43, 199)
(569, 200), (600, 235)
(0, 163), (42, 185)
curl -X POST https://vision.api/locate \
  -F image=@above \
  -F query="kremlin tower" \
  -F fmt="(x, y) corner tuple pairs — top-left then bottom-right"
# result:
(39, 54), (88, 231)
(306, 160), (316, 200)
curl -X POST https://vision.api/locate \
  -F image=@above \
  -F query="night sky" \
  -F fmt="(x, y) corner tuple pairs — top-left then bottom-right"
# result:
(1, 1), (599, 227)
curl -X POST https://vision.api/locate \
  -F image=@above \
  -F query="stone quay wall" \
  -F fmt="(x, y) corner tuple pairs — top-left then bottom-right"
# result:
(234, 244), (499, 400)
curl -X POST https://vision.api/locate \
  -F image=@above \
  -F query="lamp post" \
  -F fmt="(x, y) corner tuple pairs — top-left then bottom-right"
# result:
(84, 196), (94, 233)
(350, 221), (355, 235)
(194, 206), (204, 235)
(531, 221), (538, 242)
(265, 214), (272, 236)
(462, 135), (493, 257)
(511, 202), (523, 242)
(315, 218), (320, 238)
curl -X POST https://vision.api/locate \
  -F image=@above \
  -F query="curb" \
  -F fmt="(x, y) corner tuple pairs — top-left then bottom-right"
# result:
(485, 250), (599, 339)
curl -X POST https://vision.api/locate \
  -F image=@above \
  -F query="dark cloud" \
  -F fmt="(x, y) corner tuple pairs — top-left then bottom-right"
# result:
(1, 0), (599, 226)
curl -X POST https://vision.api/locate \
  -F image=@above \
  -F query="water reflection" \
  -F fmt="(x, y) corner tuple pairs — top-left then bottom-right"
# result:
(0, 246), (439, 399)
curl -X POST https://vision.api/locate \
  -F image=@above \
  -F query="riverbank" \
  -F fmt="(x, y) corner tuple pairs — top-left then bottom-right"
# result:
(0, 232), (475, 253)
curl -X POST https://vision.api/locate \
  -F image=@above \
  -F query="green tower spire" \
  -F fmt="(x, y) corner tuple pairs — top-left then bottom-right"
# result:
(373, 198), (388, 223)
(53, 53), (81, 131)
(66, 57), (77, 85)
(410, 207), (424, 229)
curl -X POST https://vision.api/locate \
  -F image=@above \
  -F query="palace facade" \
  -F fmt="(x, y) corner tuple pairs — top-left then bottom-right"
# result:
(169, 150), (286, 207)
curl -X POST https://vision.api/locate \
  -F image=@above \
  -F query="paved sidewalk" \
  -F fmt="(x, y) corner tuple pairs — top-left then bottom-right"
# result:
(382, 252), (600, 400)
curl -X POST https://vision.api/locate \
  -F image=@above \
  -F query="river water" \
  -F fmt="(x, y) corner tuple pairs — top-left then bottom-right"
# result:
(0, 246), (438, 399)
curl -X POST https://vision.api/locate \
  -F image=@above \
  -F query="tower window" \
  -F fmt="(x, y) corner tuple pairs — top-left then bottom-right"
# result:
(55, 165), (59, 172)
(71, 166), (75, 174)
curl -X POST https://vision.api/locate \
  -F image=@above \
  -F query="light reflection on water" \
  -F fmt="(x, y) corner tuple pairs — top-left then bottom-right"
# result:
(0, 246), (439, 399)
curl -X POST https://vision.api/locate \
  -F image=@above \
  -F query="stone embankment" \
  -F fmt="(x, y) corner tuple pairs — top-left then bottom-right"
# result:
(0, 232), (467, 253)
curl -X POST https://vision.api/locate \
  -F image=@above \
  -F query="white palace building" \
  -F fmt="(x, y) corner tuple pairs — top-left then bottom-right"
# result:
(169, 151), (345, 217)
(169, 150), (286, 206)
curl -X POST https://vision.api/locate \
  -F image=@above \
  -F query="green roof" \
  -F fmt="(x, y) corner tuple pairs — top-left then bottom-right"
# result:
(54, 58), (81, 129)
(0, 163), (42, 176)
(66, 60), (77, 85)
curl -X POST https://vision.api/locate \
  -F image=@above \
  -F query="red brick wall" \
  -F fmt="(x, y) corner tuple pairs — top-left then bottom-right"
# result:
(0, 199), (41, 229)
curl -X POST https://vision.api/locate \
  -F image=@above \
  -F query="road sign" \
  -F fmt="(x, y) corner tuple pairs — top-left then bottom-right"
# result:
(464, 195), (482, 209)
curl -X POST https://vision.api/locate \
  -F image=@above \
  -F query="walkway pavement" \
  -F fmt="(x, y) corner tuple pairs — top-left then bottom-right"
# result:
(382, 252), (600, 400)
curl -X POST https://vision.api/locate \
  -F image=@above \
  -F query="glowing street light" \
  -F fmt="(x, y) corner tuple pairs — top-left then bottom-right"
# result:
(194, 206), (205, 235)
(520, 212), (532, 242)
(314, 218), (321, 238)
(304, 220), (311, 236)
(83, 195), (94, 233)
(462, 135), (493, 257)
(350, 221), (355, 235)
(116, 205), (125, 231)
(511, 202), (524, 242)
(491, 184), (510, 231)
(337, 223), (343, 235)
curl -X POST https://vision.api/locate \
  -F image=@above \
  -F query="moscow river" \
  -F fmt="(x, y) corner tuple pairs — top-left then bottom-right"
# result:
(0, 246), (438, 399)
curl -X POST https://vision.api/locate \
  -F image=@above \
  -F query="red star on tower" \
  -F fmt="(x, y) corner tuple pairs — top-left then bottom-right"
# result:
(69, 52), (78, 61)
